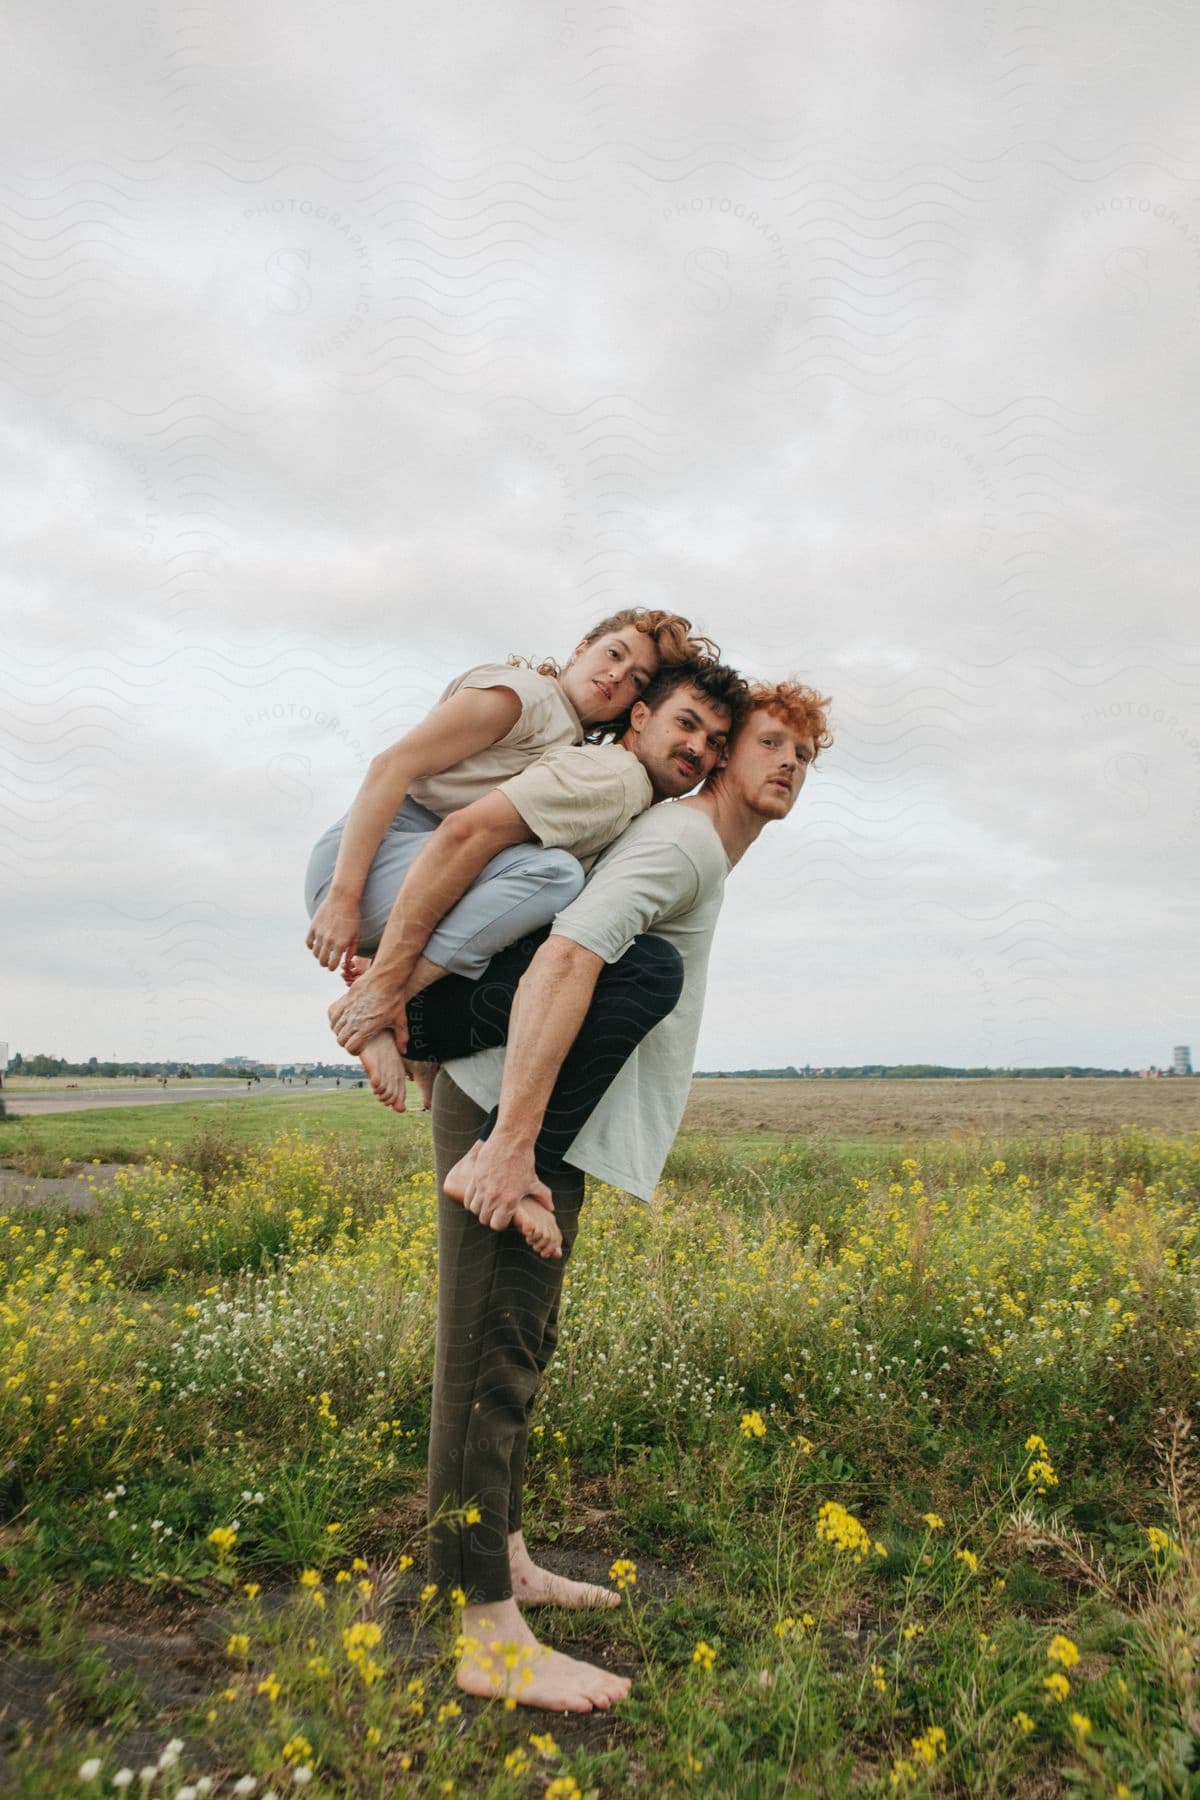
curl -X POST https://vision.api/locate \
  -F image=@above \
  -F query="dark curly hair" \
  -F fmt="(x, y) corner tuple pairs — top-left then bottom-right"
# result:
(636, 660), (750, 731)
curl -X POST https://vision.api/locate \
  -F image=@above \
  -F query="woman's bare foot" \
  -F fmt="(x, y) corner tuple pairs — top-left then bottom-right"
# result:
(509, 1533), (620, 1609)
(443, 1144), (562, 1258)
(403, 1057), (439, 1109)
(359, 1030), (408, 1112)
(456, 1598), (629, 1713)
(341, 951), (373, 986)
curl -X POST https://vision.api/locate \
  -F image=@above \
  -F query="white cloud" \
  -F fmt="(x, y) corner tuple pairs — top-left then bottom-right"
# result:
(2, 0), (1197, 1070)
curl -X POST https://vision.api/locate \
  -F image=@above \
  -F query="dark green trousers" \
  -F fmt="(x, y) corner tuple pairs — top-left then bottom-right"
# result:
(428, 1072), (586, 1602)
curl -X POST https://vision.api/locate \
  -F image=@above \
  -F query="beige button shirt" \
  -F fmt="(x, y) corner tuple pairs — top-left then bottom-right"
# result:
(498, 744), (654, 870)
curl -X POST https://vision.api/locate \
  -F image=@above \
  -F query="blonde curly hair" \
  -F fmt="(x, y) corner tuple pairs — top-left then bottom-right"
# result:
(511, 607), (720, 678)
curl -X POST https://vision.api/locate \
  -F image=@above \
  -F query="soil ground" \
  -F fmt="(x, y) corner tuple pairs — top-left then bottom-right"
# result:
(679, 1075), (1200, 1139)
(0, 1545), (685, 1780)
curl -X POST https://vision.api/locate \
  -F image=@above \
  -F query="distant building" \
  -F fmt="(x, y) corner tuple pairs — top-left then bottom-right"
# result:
(1173, 1045), (1193, 1076)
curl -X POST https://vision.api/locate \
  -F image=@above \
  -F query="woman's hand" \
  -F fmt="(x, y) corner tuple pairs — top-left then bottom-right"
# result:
(306, 894), (360, 970)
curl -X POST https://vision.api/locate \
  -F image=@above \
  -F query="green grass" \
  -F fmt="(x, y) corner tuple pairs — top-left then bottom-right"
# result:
(1, 1113), (1197, 1796)
(0, 1090), (434, 1168)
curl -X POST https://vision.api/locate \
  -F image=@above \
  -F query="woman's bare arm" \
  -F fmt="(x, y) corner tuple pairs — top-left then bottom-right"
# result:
(306, 684), (522, 968)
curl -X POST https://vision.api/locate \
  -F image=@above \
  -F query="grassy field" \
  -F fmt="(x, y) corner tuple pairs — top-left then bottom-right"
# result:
(2, 1077), (1197, 1177)
(2, 1078), (259, 1094)
(0, 1093), (1197, 1797)
(0, 1092), (425, 1174)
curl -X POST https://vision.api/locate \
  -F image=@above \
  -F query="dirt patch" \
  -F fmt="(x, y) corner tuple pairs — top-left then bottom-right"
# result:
(1, 1545), (683, 1768)
(0, 1164), (126, 1215)
(680, 1076), (1200, 1140)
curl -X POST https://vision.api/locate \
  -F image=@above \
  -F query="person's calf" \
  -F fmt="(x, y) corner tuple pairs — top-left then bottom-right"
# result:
(508, 1531), (620, 1609)
(403, 1057), (439, 1109)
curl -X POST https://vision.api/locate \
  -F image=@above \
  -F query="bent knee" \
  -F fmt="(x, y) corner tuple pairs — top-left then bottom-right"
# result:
(535, 849), (585, 907)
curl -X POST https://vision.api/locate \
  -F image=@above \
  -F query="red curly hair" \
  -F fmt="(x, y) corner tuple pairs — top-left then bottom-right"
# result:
(743, 680), (834, 759)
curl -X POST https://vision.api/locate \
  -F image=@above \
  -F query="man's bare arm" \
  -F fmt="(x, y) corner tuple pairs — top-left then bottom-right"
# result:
(330, 791), (535, 1054)
(458, 935), (604, 1232)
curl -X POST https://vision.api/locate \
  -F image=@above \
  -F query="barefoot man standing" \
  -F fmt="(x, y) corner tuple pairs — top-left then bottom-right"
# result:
(425, 682), (832, 1714)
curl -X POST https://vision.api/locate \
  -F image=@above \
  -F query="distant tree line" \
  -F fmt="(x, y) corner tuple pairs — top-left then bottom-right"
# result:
(5, 1053), (358, 1080)
(692, 1064), (1166, 1080)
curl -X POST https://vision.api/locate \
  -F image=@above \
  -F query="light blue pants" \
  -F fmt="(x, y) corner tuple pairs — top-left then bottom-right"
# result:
(304, 797), (585, 980)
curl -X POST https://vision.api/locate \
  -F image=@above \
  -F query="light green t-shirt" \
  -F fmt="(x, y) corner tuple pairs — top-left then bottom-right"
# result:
(445, 802), (730, 1201)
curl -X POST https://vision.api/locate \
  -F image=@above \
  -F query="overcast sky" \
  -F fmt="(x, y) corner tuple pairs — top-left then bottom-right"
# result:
(3, 2), (1199, 1072)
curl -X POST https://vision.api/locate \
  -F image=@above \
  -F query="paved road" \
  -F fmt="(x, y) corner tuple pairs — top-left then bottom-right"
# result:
(0, 1080), (365, 1116)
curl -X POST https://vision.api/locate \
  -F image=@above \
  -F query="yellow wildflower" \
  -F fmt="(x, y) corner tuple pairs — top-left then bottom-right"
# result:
(740, 1409), (767, 1439)
(609, 1557), (637, 1590)
(692, 1640), (716, 1671)
(1047, 1634), (1079, 1669)
(816, 1500), (872, 1560)
(1043, 1672), (1071, 1702)
(954, 1549), (978, 1573)
(910, 1726), (946, 1766)
(921, 1513), (945, 1530)
(225, 1634), (250, 1657)
(1012, 1711), (1034, 1735)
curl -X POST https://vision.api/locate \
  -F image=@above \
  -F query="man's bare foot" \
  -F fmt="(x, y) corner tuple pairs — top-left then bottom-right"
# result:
(456, 1598), (630, 1713)
(443, 1140), (481, 1203)
(443, 1144), (562, 1259)
(403, 1057), (438, 1109)
(359, 1030), (408, 1113)
(341, 952), (373, 986)
(513, 1199), (562, 1259)
(509, 1533), (620, 1609)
